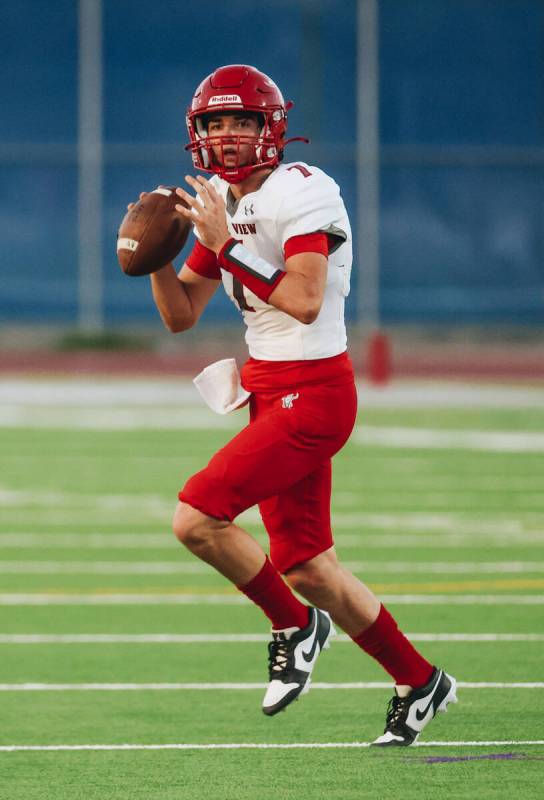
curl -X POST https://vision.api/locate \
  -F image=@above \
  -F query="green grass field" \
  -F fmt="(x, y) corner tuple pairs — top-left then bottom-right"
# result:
(0, 379), (543, 799)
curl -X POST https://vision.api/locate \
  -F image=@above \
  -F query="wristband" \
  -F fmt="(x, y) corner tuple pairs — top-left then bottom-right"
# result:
(218, 238), (286, 303)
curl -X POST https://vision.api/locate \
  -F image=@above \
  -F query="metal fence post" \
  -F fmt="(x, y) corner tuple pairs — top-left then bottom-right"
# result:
(77, 0), (104, 331)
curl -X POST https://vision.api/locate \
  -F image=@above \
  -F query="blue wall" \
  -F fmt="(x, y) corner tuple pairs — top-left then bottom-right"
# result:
(1, 0), (542, 325)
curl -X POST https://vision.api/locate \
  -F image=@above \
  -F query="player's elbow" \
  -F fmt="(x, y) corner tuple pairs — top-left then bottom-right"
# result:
(296, 296), (323, 325)
(161, 311), (194, 333)
(297, 308), (318, 325)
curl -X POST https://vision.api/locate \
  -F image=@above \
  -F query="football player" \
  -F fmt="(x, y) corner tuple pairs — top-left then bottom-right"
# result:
(142, 64), (457, 745)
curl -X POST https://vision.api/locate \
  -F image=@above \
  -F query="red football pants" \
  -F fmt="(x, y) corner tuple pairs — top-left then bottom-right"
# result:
(179, 373), (357, 573)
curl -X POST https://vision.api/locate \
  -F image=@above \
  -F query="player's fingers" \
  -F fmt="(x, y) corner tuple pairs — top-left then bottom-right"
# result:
(193, 176), (223, 211)
(196, 175), (221, 204)
(175, 202), (199, 219)
(185, 174), (211, 199)
(175, 186), (198, 209)
(196, 174), (221, 200)
(127, 203), (135, 210)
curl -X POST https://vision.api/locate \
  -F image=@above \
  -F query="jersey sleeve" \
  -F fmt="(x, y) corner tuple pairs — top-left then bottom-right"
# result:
(185, 240), (221, 280)
(283, 231), (329, 260)
(276, 168), (349, 251)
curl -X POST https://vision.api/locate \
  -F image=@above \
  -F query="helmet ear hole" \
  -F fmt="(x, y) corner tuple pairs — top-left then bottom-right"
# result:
(195, 115), (207, 137)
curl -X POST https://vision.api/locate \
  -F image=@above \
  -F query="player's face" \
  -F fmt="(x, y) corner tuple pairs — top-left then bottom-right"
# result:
(206, 114), (261, 168)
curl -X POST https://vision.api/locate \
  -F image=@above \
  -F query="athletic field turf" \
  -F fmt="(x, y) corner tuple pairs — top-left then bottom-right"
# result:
(0, 378), (543, 799)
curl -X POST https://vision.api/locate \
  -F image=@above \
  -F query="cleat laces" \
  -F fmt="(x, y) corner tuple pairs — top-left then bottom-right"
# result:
(267, 636), (292, 680)
(384, 695), (409, 733)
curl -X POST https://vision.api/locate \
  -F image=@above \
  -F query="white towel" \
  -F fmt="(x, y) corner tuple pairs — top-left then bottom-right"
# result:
(193, 358), (251, 415)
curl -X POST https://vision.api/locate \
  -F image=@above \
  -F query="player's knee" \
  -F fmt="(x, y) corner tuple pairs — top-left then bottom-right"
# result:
(284, 550), (340, 597)
(285, 565), (322, 596)
(172, 502), (224, 551)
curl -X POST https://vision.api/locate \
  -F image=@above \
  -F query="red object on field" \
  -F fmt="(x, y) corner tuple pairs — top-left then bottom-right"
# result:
(367, 331), (392, 384)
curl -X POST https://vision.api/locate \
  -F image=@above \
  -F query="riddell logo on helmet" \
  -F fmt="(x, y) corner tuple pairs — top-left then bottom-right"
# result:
(208, 95), (243, 106)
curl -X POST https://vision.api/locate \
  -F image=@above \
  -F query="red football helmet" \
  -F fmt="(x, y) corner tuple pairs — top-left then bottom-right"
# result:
(185, 64), (306, 184)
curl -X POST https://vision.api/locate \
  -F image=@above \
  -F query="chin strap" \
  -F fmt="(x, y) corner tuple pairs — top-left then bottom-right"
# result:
(283, 136), (310, 146)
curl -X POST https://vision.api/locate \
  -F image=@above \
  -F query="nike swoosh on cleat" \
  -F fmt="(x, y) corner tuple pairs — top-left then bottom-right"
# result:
(415, 676), (449, 722)
(301, 618), (319, 664)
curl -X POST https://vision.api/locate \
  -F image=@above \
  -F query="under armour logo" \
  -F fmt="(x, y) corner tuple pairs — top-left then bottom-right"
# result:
(244, 203), (254, 216)
(281, 392), (299, 409)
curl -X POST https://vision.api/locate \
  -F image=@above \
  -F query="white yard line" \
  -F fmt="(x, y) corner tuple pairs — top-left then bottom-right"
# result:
(1, 530), (543, 550)
(0, 533), (179, 549)
(354, 426), (544, 452)
(0, 682), (541, 691)
(0, 561), (210, 574)
(0, 381), (200, 406)
(0, 633), (541, 644)
(0, 593), (247, 605)
(2, 378), (544, 409)
(0, 510), (544, 552)
(0, 560), (543, 575)
(0, 593), (542, 606)
(2, 510), (542, 534)
(3, 403), (544, 444)
(2, 492), (544, 518)
(13, 507), (544, 530)
(343, 561), (544, 574)
(0, 740), (543, 752)
(0, 488), (175, 514)
(0, 407), (236, 430)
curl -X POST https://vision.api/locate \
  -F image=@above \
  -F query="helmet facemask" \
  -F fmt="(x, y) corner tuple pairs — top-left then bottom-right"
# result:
(186, 108), (285, 184)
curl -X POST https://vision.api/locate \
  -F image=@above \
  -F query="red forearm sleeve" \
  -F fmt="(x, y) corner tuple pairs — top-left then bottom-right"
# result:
(217, 238), (286, 303)
(185, 239), (222, 280)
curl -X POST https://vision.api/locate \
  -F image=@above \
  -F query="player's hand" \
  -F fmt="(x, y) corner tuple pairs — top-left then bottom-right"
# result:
(175, 176), (230, 255)
(126, 191), (148, 211)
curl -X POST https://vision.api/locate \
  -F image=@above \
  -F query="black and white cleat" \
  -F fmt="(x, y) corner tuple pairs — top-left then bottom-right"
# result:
(262, 607), (335, 716)
(372, 667), (458, 746)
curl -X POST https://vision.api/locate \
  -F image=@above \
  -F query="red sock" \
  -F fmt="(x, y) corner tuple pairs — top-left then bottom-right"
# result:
(352, 605), (433, 688)
(237, 557), (310, 630)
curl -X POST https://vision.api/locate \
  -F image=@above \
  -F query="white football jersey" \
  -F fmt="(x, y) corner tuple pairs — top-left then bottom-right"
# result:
(200, 161), (352, 361)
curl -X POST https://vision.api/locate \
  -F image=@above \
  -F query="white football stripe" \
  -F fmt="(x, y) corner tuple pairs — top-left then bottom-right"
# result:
(0, 682), (541, 691)
(0, 632), (541, 644)
(0, 740), (543, 752)
(115, 237), (138, 252)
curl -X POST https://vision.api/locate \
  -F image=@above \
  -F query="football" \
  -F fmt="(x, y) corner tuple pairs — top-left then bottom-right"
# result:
(117, 186), (191, 276)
